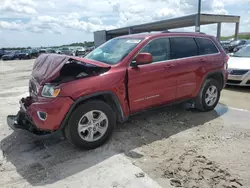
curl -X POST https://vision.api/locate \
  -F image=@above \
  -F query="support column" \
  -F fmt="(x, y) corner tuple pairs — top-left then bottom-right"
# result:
(217, 22), (221, 41)
(195, 14), (200, 32)
(234, 22), (239, 40)
(195, 0), (201, 32)
(128, 27), (133, 34)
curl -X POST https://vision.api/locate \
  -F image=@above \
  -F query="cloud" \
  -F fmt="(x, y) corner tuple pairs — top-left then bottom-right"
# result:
(37, 16), (57, 22)
(88, 17), (103, 25)
(0, 12), (115, 35)
(153, 8), (178, 19)
(0, 0), (37, 14)
(0, 0), (233, 35)
(0, 0), (249, 47)
(0, 20), (22, 30)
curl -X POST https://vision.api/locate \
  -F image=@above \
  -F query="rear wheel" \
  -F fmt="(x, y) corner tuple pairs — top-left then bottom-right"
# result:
(195, 79), (220, 111)
(64, 100), (116, 149)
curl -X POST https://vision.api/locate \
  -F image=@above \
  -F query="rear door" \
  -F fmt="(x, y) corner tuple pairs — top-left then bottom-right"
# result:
(127, 37), (177, 113)
(195, 37), (221, 72)
(169, 37), (203, 99)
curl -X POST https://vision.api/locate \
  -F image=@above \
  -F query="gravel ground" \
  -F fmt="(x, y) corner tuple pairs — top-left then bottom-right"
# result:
(0, 59), (250, 188)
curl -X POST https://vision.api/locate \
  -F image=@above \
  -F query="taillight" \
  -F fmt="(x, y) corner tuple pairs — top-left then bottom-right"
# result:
(224, 55), (229, 70)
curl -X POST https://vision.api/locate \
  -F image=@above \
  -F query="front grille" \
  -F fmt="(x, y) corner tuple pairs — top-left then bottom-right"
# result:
(29, 80), (37, 95)
(229, 69), (249, 75)
(227, 80), (242, 84)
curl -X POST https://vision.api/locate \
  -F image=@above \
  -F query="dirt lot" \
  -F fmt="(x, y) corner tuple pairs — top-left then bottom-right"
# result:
(0, 59), (250, 188)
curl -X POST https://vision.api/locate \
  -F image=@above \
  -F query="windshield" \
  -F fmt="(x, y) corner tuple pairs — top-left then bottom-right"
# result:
(62, 47), (69, 50)
(233, 46), (250, 57)
(230, 40), (241, 45)
(85, 38), (143, 65)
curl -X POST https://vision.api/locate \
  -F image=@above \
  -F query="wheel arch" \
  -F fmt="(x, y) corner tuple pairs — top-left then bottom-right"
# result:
(205, 71), (224, 90)
(60, 91), (126, 130)
(198, 70), (225, 95)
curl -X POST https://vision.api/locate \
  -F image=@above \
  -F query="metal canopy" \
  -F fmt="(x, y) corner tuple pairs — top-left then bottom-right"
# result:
(106, 13), (240, 35)
(94, 13), (240, 47)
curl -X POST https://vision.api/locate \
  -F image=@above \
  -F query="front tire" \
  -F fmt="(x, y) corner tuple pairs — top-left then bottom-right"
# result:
(64, 100), (116, 149)
(195, 79), (220, 112)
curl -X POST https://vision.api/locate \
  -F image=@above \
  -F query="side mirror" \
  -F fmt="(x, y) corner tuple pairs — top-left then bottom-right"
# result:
(132, 53), (153, 67)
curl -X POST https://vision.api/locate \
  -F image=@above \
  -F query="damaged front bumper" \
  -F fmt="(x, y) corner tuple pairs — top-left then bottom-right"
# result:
(7, 99), (63, 139)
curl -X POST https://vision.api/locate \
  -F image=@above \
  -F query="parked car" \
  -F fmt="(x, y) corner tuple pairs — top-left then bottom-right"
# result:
(220, 40), (231, 46)
(233, 40), (250, 52)
(227, 45), (250, 86)
(58, 47), (74, 56)
(39, 49), (47, 54)
(30, 49), (39, 58)
(46, 49), (56, 53)
(7, 32), (228, 149)
(224, 39), (250, 53)
(0, 49), (6, 58)
(2, 51), (20, 60)
(220, 40), (233, 53)
(75, 47), (87, 56)
(17, 50), (32, 59)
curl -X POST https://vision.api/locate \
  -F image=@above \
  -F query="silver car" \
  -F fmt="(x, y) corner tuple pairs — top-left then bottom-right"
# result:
(227, 45), (250, 86)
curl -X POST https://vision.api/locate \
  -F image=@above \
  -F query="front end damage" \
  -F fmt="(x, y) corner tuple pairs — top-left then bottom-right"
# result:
(7, 97), (61, 138)
(7, 54), (111, 139)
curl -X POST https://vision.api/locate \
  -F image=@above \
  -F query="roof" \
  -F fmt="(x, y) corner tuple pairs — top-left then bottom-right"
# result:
(105, 13), (240, 35)
(117, 32), (210, 39)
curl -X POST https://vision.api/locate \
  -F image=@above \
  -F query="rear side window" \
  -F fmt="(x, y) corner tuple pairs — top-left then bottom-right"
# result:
(170, 37), (198, 59)
(196, 38), (219, 55)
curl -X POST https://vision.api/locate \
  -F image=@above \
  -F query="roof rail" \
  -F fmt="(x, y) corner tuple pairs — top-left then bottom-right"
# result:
(162, 30), (170, 33)
(161, 31), (206, 34)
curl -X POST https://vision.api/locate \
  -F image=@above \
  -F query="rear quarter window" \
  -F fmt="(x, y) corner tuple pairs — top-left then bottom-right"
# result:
(170, 37), (198, 59)
(196, 38), (219, 55)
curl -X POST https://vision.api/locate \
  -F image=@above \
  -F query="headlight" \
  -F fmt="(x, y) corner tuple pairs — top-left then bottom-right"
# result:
(26, 53), (29, 55)
(42, 85), (60, 98)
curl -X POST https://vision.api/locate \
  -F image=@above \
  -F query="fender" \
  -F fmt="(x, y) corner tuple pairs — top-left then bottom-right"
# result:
(59, 91), (127, 130)
(196, 70), (225, 96)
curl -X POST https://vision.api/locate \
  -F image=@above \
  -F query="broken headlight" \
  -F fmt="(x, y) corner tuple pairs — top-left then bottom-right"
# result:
(41, 85), (60, 98)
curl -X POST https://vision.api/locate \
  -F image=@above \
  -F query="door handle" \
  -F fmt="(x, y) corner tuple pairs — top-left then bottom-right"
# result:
(164, 64), (175, 68)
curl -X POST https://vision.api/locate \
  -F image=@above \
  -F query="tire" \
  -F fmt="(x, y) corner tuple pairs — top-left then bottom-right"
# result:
(195, 79), (221, 112)
(64, 100), (116, 149)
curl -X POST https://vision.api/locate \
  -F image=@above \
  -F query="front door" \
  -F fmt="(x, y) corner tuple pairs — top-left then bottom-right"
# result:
(127, 37), (177, 113)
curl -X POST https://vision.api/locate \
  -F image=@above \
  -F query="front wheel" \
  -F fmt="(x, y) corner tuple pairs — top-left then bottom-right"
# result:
(195, 79), (221, 112)
(64, 100), (116, 149)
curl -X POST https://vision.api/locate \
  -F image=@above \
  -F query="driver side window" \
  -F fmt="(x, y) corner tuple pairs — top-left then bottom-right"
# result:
(140, 38), (170, 63)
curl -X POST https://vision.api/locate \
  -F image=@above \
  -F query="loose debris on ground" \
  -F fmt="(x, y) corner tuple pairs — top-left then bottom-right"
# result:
(162, 150), (243, 188)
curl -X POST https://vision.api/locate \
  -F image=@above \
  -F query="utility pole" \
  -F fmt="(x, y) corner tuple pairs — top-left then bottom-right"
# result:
(195, 0), (201, 32)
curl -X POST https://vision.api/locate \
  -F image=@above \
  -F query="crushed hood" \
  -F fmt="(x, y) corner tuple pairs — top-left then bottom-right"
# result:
(32, 54), (110, 85)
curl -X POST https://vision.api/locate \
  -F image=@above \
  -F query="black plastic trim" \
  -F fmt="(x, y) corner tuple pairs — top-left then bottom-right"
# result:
(7, 114), (62, 140)
(203, 70), (225, 90)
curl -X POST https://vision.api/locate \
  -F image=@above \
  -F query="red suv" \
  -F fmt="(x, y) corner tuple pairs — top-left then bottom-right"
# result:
(7, 32), (228, 149)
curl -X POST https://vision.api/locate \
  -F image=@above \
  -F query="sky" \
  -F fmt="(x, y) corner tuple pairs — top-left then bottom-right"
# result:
(0, 0), (250, 48)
